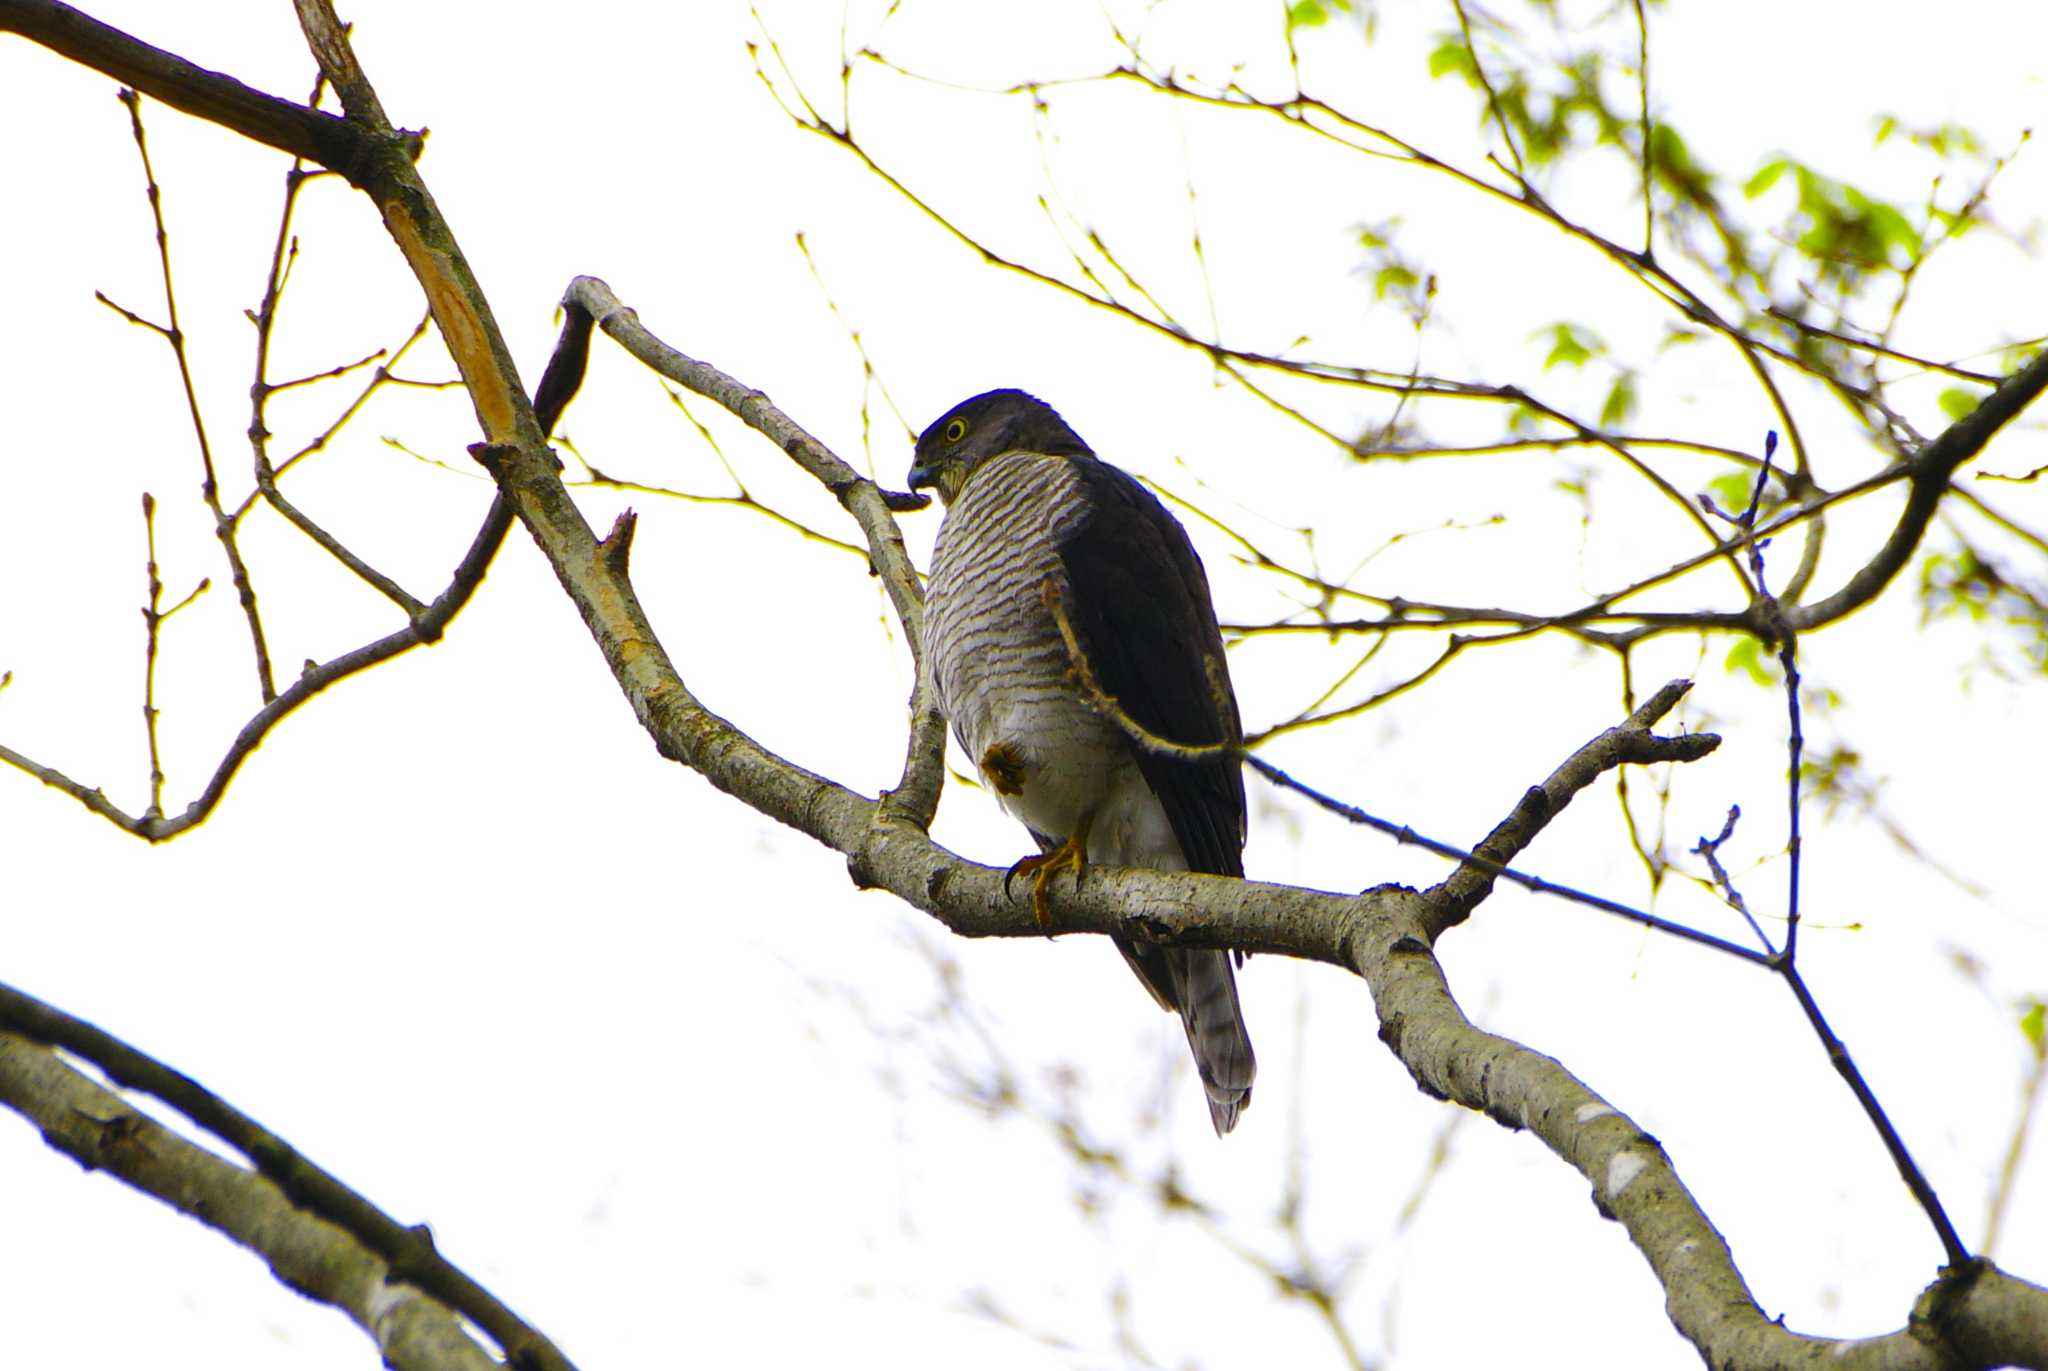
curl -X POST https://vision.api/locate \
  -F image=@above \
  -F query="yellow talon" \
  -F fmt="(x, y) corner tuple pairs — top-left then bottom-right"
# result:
(1004, 822), (1091, 936)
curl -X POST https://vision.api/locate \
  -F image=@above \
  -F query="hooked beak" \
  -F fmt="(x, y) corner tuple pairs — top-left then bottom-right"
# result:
(907, 463), (939, 491)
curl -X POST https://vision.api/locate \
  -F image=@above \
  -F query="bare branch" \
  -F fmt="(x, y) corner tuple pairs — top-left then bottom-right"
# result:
(0, 0), (372, 173)
(115, 87), (277, 701)
(0, 984), (566, 1371)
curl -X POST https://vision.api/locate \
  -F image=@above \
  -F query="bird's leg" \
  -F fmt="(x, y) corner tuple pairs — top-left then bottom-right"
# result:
(1004, 816), (1093, 936)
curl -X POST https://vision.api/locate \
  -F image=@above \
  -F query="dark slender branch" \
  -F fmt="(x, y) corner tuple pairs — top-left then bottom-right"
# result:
(270, 344), (386, 393)
(245, 314), (438, 502)
(1790, 345), (2048, 630)
(1449, 0), (1524, 181)
(1246, 688), (1752, 964)
(1690, 458), (1973, 1268)
(0, 980), (576, 1371)
(1689, 807), (1775, 953)
(531, 293), (593, 430)
(115, 87), (277, 702)
(1786, 963), (1972, 1266)
(261, 480), (427, 615)
(0, 494), (512, 840)
(0, 179), (628, 839)
(1632, 0), (1652, 256)
(1765, 307), (2002, 384)
(239, 96), (423, 619)
(139, 491), (165, 817)
(0, 0), (373, 174)
(135, 491), (205, 821)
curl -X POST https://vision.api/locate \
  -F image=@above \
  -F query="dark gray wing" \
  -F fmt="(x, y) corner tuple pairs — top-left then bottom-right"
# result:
(1054, 456), (1247, 879)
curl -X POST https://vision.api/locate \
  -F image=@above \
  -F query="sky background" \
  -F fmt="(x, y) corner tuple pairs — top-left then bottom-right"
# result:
(1, 2), (2044, 1368)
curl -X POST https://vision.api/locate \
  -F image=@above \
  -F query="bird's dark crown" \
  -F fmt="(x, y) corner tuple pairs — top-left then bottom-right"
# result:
(908, 389), (1093, 505)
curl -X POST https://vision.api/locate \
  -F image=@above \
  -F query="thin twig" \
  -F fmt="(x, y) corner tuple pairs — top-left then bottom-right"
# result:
(113, 87), (277, 702)
(1632, 0), (1652, 255)
(139, 491), (165, 818)
(0, 285), (615, 839)
(243, 126), (427, 619)
(1984, 1005), (2046, 1257)
(1248, 756), (1754, 963)
(136, 492), (206, 821)
(1449, 0), (1524, 181)
(1691, 445), (1972, 1267)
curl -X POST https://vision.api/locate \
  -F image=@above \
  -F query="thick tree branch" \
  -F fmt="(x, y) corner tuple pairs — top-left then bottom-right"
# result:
(0, 0), (377, 176)
(0, 982), (577, 1371)
(554, 275), (948, 834)
(557, 276), (931, 648)
(1789, 344), (2048, 630)
(0, 1032), (504, 1371)
(1425, 679), (1714, 931)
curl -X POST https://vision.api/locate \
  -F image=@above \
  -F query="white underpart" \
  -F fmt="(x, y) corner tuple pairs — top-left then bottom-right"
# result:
(983, 684), (1183, 868)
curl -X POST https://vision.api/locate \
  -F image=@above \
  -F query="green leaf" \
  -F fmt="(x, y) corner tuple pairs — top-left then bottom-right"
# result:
(1707, 470), (1754, 515)
(1599, 371), (1637, 428)
(1863, 200), (1920, 260)
(1428, 37), (1474, 80)
(1374, 263), (1419, 300)
(1744, 158), (1792, 199)
(1287, 0), (1330, 30)
(2022, 1001), (2046, 1059)
(1938, 386), (1985, 423)
(1724, 637), (1776, 685)
(1534, 321), (1604, 370)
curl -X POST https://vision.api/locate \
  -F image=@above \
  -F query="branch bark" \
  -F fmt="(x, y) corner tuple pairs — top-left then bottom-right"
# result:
(0, 1033), (503, 1371)
(0, 0), (375, 175)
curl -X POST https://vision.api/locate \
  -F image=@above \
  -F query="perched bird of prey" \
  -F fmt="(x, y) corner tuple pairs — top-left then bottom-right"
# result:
(909, 389), (1256, 1134)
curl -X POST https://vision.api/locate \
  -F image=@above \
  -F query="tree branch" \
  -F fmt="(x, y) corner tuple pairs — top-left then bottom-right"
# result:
(0, 0), (376, 176)
(1790, 344), (2048, 631)
(0, 1030), (507, 1371)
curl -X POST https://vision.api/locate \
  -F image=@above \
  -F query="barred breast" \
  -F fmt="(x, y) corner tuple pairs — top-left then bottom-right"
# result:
(923, 450), (1131, 846)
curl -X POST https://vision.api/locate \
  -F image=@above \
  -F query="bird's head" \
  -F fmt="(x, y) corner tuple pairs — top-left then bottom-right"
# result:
(908, 389), (1093, 506)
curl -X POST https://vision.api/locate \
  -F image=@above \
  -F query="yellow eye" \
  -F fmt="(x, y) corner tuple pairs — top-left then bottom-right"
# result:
(944, 418), (969, 443)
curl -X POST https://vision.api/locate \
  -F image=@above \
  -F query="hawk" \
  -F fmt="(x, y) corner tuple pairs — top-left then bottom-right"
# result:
(909, 389), (1256, 1134)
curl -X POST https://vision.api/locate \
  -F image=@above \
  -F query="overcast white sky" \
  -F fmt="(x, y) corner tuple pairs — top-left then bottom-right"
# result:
(1, 3), (2044, 1368)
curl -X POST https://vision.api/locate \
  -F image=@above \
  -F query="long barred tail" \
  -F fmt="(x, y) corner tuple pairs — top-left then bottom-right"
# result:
(1166, 948), (1256, 1134)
